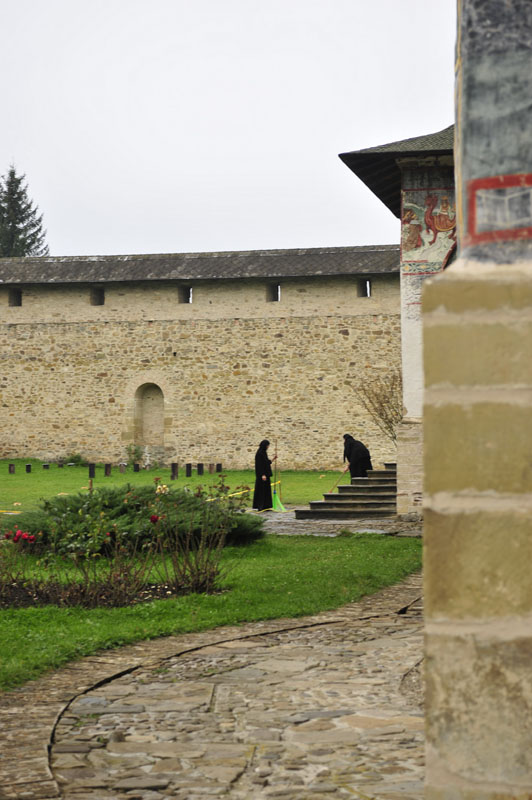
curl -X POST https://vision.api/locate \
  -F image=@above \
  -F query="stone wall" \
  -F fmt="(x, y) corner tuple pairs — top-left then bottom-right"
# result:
(0, 275), (401, 469)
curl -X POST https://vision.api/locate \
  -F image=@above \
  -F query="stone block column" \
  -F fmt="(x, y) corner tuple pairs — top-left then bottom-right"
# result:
(423, 1), (532, 797)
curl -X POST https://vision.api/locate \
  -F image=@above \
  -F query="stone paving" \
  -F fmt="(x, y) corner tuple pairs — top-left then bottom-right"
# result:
(259, 510), (422, 539)
(0, 516), (424, 800)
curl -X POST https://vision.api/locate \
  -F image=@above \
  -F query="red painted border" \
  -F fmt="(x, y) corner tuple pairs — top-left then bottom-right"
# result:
(466, 173), (532, 246)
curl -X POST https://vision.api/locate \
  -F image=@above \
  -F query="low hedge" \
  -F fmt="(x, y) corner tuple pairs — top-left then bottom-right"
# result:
(1, 479), (264, 557)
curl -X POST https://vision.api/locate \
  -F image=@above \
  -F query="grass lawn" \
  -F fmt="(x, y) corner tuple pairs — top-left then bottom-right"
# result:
(0, 533), (422, 692)
(0, 458), (351, 515)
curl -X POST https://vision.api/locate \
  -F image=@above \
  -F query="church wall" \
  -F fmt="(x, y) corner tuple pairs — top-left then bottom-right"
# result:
(396, 158), (456, 515)
(0, 275), (401, 470)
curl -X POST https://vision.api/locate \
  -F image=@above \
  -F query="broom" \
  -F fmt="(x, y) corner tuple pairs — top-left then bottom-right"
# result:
(328, 465), (350, 494)
(272, 439), (287, 512)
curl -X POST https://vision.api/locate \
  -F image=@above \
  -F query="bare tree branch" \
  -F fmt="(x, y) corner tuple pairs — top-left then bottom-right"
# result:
(353, 368), (403, 443)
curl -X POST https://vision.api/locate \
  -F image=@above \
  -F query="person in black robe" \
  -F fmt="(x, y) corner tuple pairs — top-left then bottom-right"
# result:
(343, 433), (372, 478)
(252, 439), (275, 510)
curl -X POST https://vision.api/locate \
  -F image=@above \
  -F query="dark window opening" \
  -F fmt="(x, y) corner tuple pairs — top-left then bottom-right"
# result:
(178, 285), (193, 303)
(90, 287), (105, 306)
(357, 279), (372, 298)
(267, 283), (281, 302)
(8, 288), (22, 307)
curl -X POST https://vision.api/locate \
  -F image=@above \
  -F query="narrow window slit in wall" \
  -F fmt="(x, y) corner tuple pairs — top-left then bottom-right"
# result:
(8, 288), (22, 306)
(267, 283), (281, 302)
(179, 285), (193, 303)
(357, 279), (372, 298)
(90, 287), (105, 306)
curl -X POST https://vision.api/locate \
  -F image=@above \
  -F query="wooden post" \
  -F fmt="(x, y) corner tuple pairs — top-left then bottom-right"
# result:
(104, 463), (111, 477)
(133, 463), (140, 472)
(88, 463), (95, 479)
(43, 463), (50, 470)
(197, 463), (204, 475)
(8, 464), (15, 474)
(25, 464), (31, 474)
(216, 463), (222, 472)
(185, 463), (192, 477)
(119, 463), (126, 474)
(171, 462), (178, 480)
(57, 462), (64, 468)
(208, 463), (215, 474)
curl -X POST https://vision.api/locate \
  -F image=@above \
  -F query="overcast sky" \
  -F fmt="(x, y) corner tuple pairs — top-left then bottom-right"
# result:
(1, 0), (456, 257)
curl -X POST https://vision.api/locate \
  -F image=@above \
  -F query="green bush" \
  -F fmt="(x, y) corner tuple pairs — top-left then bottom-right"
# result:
(2, 478), (264, 558)
(63, 452), (88, 466)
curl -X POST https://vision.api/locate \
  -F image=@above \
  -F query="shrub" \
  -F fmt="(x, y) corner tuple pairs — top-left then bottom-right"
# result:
(64, 452), (88, 466)
(0, 478), (264, 608)
(2, 477), (264, 558)
(125, 443), (143, 463)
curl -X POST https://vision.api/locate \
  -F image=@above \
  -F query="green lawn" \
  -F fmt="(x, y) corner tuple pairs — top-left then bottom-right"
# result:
(0, 533), (422, 691)
(0, 459), (350, 515)
(0, 459), (419, 694)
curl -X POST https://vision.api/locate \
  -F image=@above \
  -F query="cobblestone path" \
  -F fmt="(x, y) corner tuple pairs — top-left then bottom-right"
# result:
(0, 571), (423, 800)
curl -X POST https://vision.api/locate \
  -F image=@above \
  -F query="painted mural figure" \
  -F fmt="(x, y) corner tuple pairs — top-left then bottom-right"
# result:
(343, 433), (373, 478)
(402, 208), (423, 251)
(424, 193), (456, 244)
(402, 188), (457, 264)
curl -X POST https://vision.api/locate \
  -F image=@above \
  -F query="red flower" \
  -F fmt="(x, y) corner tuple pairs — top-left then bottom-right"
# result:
(105, 532), (111, 537)
(21, 532), (29, 540)
(150, 514), (159, 524)
(4, 532), (11, 539)
(13, 533), (21, 543)
(28, 535), (36, 543)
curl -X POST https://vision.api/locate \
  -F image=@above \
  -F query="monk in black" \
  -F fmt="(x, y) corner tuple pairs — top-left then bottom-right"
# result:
(343, 433), (373, 478)
(252, 439), (275, 510)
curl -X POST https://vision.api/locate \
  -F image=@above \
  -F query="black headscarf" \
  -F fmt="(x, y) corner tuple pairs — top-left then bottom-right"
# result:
(343, 433), (372, 473)
(255, 439), (272, 480)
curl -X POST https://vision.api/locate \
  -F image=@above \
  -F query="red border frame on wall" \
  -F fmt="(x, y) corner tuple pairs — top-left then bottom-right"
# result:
(466, 173), (532, 246)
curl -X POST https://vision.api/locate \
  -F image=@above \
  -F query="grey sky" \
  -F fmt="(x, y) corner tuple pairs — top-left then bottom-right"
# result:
(1, 0), (456, 256)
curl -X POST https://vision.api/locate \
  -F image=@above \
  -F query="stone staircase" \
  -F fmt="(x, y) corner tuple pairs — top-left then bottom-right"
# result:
(295, 462), (397, 519)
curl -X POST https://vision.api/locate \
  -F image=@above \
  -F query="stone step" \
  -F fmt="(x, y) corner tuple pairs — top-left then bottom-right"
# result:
(384, 462), (397, 470)
(323, 492), (397, 502)
(339, 483), (396, 494)
(295, 507), (396, 519)
(296, 465), (398, 520)
(310, 500), (396, 512)
(349, 480), (397, 490)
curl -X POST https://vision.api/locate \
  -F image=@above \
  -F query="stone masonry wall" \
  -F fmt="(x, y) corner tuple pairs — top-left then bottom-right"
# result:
(0, 275), (401, 469)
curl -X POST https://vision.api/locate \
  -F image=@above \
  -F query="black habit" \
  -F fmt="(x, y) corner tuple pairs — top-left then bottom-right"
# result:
(252, 440), (273, 510)
(343, 434), (373, 478)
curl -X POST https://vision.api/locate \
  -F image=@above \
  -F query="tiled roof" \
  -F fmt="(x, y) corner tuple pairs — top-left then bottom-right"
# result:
(0, 245), (399, 285)
(339, 125), (454, 218)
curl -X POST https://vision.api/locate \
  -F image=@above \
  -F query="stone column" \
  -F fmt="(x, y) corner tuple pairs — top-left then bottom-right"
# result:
(396, 158), (455, 516)
(423, 2), (532, 798)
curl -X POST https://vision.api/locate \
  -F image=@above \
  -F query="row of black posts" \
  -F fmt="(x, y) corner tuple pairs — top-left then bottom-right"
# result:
(8, 462), (223, 477)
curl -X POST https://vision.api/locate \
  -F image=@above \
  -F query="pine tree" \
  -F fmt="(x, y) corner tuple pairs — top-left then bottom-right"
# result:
(0, 166), (49, 256)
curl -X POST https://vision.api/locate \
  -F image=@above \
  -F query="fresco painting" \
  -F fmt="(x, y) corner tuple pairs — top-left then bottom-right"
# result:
(401, 187), (456, 263)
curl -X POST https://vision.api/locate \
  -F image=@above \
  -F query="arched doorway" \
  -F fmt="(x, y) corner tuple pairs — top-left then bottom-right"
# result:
(134, 383), (164, 446)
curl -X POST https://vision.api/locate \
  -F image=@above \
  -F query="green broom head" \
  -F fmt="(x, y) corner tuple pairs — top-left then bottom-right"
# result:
(272, 490), (286, 512)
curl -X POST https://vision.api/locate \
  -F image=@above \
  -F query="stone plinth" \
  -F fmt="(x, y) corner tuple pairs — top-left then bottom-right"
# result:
(396, 418), (423, 517)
